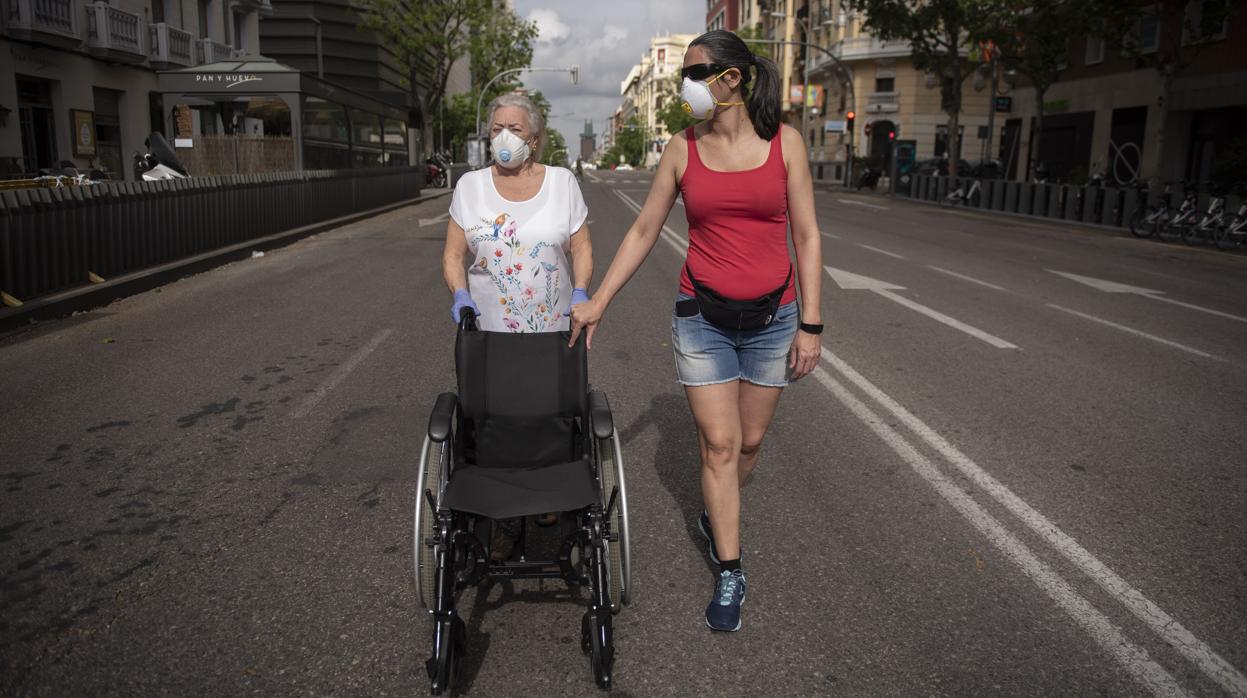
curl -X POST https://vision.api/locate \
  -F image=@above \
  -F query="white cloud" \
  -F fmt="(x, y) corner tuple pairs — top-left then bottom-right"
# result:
(528, 8), (570, 46)
(513, 0), (704, 149)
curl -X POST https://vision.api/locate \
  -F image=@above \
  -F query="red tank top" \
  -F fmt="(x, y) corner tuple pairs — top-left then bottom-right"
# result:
(678, 127), (796, 305)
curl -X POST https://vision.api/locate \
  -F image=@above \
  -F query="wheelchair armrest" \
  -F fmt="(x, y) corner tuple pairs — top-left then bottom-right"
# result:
(428, 392), (458, 443)
(587, 389), (614, 440)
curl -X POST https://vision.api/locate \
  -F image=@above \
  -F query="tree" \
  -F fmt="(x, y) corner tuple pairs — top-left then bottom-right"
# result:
(615, 117), (646, 167)
(845, 0), (997, 176)
(542, 128), (569, 167)
(736, 24), (773, 60)
(356, 0), (536, 157)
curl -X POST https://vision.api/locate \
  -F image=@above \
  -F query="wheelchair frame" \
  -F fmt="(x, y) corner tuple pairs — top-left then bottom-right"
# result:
(414, 332), (631, 694)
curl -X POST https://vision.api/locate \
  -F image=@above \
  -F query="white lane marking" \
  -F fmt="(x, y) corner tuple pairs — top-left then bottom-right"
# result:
(674, 197), (684, 207)
(418, 212), (449, 227)
(826, 267), (1019, 349)
(857, 243), (905, 259)
(821, 347), (1247, 697)
(586, 171), (602, 183)
(837, 198), (889, 211)
(1049, 270), (1247, 324)
(1048, 304), (1224, 362)
(615, 190), (687, 254)
(820, 231), (842, 240)
(811, 362), (1189, 698)
(928, 265), (1008, 292)
(291, 328), (394, 419)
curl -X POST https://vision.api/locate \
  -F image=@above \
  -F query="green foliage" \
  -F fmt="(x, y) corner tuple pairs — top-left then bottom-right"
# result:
(432, 92), (475, 161)
(599, 148), (621, 167)
(736, 24), (773, 61)
(614, 117), (646, 167)
(356, 0), (535, 137)
(657, 73), (697, 137)
(542, 128), (569, 167)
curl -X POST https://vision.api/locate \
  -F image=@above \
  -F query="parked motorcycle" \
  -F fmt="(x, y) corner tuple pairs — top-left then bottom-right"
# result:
(857, 167), (882, 191)
(133, 132), (189, 181)
(426, 151), (450, 188)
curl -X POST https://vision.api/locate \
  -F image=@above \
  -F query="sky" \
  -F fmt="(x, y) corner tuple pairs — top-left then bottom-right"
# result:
(511, 1), (705, 153)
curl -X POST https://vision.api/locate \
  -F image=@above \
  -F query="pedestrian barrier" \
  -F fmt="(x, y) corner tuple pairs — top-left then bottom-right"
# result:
(0, 166), (422, 305)
(905, 174), (1245, 232)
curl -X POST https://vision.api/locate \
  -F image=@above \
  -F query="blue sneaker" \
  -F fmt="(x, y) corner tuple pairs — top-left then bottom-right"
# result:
(698, 511), (719, 565)
(705, 569), (746, 632)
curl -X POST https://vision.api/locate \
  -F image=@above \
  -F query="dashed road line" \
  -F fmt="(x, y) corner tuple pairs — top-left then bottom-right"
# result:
(291, 328), (394, 418)
(837, 198), (889, 210)
(927, 265), (1009, 292)
(857, 243), (905, 259)
(1047, 304), (1224, 362)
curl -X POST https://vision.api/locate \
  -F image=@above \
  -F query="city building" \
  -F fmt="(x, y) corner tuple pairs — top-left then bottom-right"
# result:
(2, 0), (270, 178)
(578, 119), (595, 162)
(706, 0), (761, 33)
(617, 33), (697, 167)
(1005, 8), (1247, 185)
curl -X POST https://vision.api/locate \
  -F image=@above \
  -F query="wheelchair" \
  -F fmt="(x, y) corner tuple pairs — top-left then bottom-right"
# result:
(415, 310), (632, 693)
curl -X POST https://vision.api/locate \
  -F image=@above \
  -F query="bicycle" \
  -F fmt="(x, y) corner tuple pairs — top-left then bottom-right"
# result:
(1130, 181), (1192, 239)
(941, 178), (982, 207)
(1162, 183), (1200, 242)
(1213, 183), (1247, 251)
(1181, 184), (1225, 246)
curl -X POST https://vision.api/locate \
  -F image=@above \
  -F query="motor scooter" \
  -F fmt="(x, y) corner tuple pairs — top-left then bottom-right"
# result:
(133, 132), (189, 181)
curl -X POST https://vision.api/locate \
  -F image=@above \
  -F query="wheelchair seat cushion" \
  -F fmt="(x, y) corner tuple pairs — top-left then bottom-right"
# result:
(441, 457), (598, 520)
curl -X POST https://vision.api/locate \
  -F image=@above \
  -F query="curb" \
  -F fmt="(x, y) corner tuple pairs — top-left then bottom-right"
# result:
(0, 189), (452, 334)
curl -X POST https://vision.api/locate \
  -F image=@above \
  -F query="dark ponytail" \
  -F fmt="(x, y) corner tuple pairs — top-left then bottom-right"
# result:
(688, 29), (782, 141)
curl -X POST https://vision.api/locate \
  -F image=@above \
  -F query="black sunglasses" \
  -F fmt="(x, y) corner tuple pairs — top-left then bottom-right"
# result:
(681, 63), (731, 81)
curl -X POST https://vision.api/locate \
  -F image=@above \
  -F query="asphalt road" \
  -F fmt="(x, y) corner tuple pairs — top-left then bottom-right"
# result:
(2, 166), (1245, 697)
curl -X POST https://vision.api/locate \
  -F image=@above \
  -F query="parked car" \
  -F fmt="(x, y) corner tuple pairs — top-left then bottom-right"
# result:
(616, 163), (634, 171)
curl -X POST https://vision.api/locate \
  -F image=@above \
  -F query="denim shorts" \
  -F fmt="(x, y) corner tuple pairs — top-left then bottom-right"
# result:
(671, 293), (799, 388)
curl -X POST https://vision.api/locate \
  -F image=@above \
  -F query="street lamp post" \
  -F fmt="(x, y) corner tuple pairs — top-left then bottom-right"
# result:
(770, 11), (813, 159)
(471, 66), (579, 168)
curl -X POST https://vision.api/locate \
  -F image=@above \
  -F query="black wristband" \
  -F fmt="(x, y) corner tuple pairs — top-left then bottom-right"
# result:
(799, 322), (824, 335)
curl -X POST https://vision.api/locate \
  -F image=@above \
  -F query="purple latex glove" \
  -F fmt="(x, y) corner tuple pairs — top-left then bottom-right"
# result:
(451, 288), (479, 322)
(565, 287), (590, 316)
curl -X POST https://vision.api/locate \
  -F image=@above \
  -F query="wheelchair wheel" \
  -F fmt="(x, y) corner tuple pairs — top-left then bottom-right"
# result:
(414, 436), (450, 609)
(597, 429), (631, 606)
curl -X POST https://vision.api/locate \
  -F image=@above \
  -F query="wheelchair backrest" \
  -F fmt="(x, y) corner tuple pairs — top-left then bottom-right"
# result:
(454, 330), (588, 468)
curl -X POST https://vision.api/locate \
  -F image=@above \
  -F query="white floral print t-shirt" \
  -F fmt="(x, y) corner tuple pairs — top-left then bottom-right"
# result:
(449, 166), (588, 333)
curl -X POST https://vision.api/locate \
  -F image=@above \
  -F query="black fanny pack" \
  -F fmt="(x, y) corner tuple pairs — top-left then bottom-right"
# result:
(686, 264), (792, 331)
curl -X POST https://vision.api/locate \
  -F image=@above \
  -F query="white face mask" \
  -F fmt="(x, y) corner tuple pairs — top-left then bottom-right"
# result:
(680, 69), (744, 120)
(491, 128), (531, 169)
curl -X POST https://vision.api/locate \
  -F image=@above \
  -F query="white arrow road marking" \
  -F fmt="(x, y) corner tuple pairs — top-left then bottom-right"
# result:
(928, 266), (1008, 292)
(1048, 305), (1224, 361)
(826, 267), (1019, 349)
(1049, 270), (1247, 324)
(837, 198), (889, 210)
(857, 243), (905, 259)
(418, 212), (450, 227)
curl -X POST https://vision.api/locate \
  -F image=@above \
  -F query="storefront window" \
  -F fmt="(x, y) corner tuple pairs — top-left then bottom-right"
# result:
(304, 98), (348, 142)
(383, 119), (408, 166)
(350, 109), (383, 148)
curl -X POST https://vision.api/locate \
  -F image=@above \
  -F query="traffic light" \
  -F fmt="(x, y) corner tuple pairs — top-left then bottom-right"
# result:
(888, 130), (896, 140)
(845, 111), (855, 131)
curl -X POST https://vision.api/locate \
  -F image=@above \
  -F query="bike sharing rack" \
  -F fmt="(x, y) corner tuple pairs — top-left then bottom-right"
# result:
(902, 174), (1244, 235)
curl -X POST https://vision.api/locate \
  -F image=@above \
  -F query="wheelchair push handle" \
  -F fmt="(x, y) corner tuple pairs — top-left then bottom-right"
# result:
(458, 306), (478, 332)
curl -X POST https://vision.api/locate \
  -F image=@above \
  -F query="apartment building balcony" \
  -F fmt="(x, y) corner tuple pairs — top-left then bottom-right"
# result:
(87, 1), (146, 62)
(864, 91), (900, 114)
(834, 36), (911, 61)
(149, 22), (195, 69)
(4, 0), (81, 49)
(197, 37), (235, 65)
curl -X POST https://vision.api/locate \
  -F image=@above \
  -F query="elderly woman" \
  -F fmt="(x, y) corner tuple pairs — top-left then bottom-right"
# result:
(442, 92), (594, 559)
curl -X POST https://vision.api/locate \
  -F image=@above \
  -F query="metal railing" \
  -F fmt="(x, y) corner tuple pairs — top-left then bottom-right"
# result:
(149, 22), (195, 67)
(5, 0), (80, 42)
(0, 167), (423, 304)
(902, 175), (1244, 231)
(197, 37), (233, 64)
(86, 1), (144, 57)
